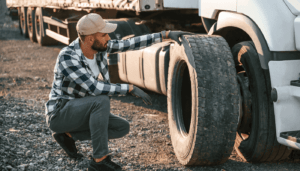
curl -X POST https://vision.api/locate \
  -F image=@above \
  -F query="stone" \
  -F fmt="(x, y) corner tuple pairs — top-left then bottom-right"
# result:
(17, 151), (24, 155)
(17, 164), (28, 171)
(124, 166), (131, 170)
(57, 158), (63, 164)
(6, 165), (13, 169)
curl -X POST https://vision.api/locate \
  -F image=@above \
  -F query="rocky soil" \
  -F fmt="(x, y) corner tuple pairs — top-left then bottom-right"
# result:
(1, 14), (300, 171)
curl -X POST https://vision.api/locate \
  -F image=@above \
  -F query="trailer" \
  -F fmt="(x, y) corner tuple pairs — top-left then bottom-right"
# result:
(6, 0), (300, 165)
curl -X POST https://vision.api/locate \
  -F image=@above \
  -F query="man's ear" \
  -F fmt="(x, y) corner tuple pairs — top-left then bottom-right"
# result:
(86, 35), (94, 44)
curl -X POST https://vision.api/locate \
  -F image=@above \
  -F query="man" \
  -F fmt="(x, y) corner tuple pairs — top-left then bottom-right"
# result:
(45, 13), (187, 171)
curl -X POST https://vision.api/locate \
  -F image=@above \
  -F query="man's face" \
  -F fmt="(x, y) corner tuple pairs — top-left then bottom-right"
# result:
(91, 32), (111, 51)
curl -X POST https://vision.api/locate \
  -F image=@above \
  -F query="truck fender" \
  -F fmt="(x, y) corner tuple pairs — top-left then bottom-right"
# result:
(208, 12), (271, 69)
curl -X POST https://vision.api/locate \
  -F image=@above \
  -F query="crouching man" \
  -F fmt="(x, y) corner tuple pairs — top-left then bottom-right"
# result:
(45, 13), (187, 171)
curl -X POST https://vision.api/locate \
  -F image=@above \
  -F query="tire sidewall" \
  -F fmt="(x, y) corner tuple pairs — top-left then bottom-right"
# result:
(232, 41), (268, 161)
(35, 7), (43, 45)
(27, 7), (36, 42)
(167, 42), (198, 164)
(20, 7), (28, 37)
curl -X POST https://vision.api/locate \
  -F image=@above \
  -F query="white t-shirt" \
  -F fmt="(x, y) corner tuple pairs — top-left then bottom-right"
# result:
(85, 54), (100, 78)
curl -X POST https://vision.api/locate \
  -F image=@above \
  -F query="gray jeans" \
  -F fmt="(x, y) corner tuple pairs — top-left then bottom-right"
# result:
(47, 95), (130, 158)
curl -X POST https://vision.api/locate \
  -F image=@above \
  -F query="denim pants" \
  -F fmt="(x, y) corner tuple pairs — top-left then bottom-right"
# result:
(47, 95), (130, 158)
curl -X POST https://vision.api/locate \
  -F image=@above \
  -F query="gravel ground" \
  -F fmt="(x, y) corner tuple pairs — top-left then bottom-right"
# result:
(1, 14), (300, 171)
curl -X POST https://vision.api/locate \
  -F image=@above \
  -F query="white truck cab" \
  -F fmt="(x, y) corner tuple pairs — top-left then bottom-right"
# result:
(165, 0), (300, 163)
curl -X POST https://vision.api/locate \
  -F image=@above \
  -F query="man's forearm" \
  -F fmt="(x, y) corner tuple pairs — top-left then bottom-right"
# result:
(107, 33), (162, 54)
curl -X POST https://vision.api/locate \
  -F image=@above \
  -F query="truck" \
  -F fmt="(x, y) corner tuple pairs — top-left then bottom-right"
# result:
(6, 0), (300, 166)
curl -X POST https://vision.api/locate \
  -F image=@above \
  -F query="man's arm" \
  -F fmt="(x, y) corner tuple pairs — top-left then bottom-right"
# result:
(106, 33), (162, 54)
(58, 54), (129, 96)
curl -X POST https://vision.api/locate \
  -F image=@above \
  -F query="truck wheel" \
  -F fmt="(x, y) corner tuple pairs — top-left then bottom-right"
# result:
(232, 41), (292, 162)
(35, 7), (58, 46)
(18, 7), (29, 38)
(167, 35), (239, 165)
(26, 7), (37, 42)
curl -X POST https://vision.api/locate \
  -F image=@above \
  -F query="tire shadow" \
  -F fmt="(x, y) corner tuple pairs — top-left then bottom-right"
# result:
(110, 90), (168, 113)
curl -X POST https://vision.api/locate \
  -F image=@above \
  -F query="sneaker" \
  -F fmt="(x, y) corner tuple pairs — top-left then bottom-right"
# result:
(88, 156), (122, 171)
(52, 133), (83, 159)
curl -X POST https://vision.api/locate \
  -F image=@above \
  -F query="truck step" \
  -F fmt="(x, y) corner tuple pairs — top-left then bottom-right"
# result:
(280, 131), (300, 143)
(291, 80), (300, 87)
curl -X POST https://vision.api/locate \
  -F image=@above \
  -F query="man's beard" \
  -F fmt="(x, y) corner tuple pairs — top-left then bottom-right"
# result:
(91, 39), (107, 51)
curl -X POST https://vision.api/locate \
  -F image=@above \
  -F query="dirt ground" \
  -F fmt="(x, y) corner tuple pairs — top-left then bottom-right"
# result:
(1, 15), (300, 170)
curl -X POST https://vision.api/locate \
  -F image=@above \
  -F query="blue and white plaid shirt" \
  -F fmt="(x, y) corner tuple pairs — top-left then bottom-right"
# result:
(45, 33), (162, 114)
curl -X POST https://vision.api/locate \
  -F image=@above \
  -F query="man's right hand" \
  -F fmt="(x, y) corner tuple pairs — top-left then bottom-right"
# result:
(129, 85), (152, 105)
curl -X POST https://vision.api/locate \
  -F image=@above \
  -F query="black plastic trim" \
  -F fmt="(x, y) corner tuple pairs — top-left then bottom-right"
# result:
(201, 17), (216, 34)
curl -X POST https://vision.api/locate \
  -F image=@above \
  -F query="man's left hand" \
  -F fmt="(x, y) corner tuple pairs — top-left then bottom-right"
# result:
(129, 85), (152, 105)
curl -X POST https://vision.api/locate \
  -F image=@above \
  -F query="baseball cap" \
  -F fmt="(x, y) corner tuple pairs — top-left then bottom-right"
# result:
(76, 13), (117, 35)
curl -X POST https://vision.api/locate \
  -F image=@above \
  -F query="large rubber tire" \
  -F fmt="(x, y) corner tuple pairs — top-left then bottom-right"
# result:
(35, 7), (58, 46)
(18, 7), (29, 38)
(167, 35), (239, 165)
(232, 41), (292, 162)
(26, 7), (37, 42)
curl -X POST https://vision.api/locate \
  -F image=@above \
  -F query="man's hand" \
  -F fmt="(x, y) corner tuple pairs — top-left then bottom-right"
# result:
(129, 85), (152, 105)
(163, 31), (194, 45)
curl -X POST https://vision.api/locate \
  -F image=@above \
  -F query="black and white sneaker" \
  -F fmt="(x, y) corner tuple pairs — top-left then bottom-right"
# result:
(88, 156), (122, 171)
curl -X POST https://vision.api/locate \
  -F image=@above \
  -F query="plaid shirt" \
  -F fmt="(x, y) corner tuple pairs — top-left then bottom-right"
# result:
(45, 33), (162, 114)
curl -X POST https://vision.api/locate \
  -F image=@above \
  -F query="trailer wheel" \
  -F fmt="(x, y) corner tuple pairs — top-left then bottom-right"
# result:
(35, 7), (58, 46)
(26, 7), (37, 42)
(18, 7), (28, 38)
(167, 35), (239, 165)
(232, 41), (292, 162)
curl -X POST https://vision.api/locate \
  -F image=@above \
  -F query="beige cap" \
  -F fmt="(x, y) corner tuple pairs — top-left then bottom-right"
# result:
(76, 13), (117, 35)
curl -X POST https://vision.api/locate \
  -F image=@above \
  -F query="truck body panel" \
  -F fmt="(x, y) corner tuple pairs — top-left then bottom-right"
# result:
(165, 0), (298, 52)
(237, 0), (297, 51)
(269, 60), (300, 150)
(6, 0), (164, 12)
(163, 0), (198, 9)
(199, 0), (237, 18)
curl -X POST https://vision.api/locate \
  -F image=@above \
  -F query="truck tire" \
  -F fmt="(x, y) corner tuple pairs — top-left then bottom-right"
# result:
(232, 41), (292, 162)
(26, 7), (37, 42)
(35, 7), (58, 46)
(18, 7), (29, 38)
(167, 35), (239, 165)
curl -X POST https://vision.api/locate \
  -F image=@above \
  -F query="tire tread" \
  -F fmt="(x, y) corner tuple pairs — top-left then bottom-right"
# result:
(181, 35), (239, 165)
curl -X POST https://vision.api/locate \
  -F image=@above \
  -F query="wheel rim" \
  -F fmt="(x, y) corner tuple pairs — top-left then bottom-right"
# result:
(172, 60), (192, 137)
(28, 11), (33, 34)
(20, 11), (25, 32)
